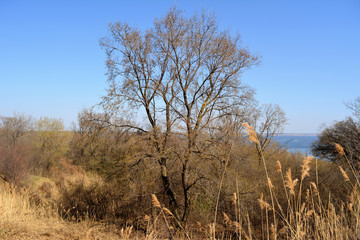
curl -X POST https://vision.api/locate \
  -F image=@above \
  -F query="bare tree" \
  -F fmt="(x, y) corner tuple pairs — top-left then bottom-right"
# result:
(0, 113), (32, 147)
(346, 97), (360, 120)
(0, 113), (33, 183)
(312, 97), (360, 170)
(247, 104), (287, 163)
(99, 8), (259, 222)
(312, 117), (360, 168)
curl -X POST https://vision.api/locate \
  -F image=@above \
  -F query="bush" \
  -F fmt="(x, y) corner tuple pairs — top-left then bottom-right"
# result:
(312, 117), (360, 169)
(55, 162), (141, 224)
(0, 143), (33, 184)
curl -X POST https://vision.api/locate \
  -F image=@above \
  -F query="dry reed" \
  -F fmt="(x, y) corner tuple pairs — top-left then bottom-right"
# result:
(242, 123), (259, 144)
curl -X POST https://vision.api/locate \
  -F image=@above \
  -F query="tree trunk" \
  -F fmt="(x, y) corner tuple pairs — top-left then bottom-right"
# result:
(160, 159), (181, 220)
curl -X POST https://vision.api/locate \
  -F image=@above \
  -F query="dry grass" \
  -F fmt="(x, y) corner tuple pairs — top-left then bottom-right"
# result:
(218, 134), (360, 240)
(2, 161), (360, 239)
(0, 181), (123, 240)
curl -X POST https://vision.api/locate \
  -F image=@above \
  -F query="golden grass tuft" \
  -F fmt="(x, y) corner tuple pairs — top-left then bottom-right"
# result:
(267, 177), (275, 189)
(241, 123), (259, 144)
(284, 168), (298, 196)
(120, 226), (133, 240)
(232, 192), (237, 205)
(339, 166), (350, 182)
(222, 212), (232, 226)
(151, 194), (161, 208)
(270, 223), (276, 240)
(334, 143), (345, 156)
(0, 182), (122, 240)
(162, 207), (173, 216)
(276, 160), (282, 173)
(310, 182), (319, 195)
(301, 156), (312, 181)
(258, 193), (272, 210)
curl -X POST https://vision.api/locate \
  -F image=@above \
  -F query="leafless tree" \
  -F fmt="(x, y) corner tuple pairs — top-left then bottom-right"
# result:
(313, 97), (360, 170)
(346, 97), (360, 120)
(0, 113), (32, 147)
(312, 117), (360, 169)
(99, 8), (259, 222)
(247, 104), (287, 163)
(0, 113), (33, 183)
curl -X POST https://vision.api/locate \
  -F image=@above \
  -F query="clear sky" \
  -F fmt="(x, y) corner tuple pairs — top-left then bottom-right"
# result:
(1, 0), (359, 133)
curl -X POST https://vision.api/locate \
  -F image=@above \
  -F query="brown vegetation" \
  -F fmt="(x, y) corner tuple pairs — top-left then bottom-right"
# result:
(0, 112), (359, 239)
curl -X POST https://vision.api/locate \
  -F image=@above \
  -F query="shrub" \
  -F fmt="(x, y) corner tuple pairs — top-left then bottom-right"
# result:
(0, 143), (33, 184)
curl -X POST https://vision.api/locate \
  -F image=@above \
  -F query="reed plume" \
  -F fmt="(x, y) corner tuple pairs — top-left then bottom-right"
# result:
(223, 212), (232, 226)
(258, 193), (272, 210)
(339, 166), (350, 182)
(151, 194), (161, 208)
(310, 182), (319, 195)
(241, 123), (259, 144)
(334, 143), (345, 156)
(276, 160), (282, 173)
(285, 168), (298, 196)
(301, 156), (312, 181)
(232, 192), (237, 205)
(267, 177), (275, 189)
(162, 207), (173, 216)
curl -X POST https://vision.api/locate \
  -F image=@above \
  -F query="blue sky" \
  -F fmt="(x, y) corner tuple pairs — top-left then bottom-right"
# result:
(0, 0), (359, 133)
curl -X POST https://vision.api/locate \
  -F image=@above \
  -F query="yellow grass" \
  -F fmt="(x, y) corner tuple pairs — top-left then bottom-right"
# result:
(0, 182), (121, 240)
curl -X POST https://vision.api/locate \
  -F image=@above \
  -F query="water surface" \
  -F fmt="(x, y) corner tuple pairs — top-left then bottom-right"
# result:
(273, 135), (318, 155)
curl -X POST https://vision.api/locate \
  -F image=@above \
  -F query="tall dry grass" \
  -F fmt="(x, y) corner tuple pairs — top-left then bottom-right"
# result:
(0, 182), (63, 239)
(0, 180), (123, 239)
(218, 124), (360, 240)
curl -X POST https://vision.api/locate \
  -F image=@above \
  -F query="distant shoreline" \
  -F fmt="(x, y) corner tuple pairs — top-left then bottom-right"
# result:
(275, 133), (318, 136)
